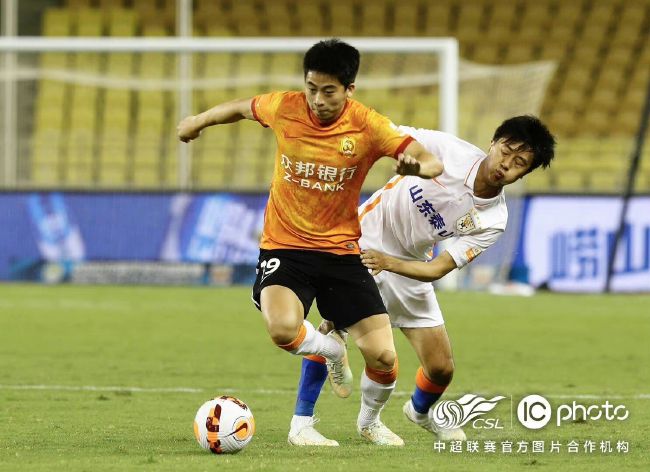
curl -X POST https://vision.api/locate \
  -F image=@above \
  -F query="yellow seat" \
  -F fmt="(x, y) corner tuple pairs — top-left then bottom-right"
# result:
(99, 130), (130, 165)
(581, 111), (611, 135)
(554, 170), (586, 192)
(68, 99), (97, 131)
(37, 81), (66, 105)
(137, 90), (166, 109)
(164, 159), (179, 186)
(554, 2), (582, 26)
(328, 3), (356, 36)
(66, 128), (94, 161)
(635, 172), (650, 193)
(472, 43), (503, 64)
(589, 171), (625, 193)
(586, 3), (616, 26)
(504, 44), (535, 64)
(43, 8), (72, 36)
(268, 53), (300, 75)
(75, 8), (103, 36)
(204, 24), (235, 37)
(539, 41), (569, 61)
(423, 0), (451, 30)
(294, 3), (325, 35)
(40, 52), (68, 69)
(32, 163), (60, 185)
(107, 8), (137, 36)
(523, 171), (551, 192)
(393, 6), (420, 36)
(132, 165), (160, 186)
(98, 164), (127, 186)
(66, 163), (93, 185)
(34, 106), (64, 130)
(547, 23), (574, 44)
(32, 129), (62, 165)
(67, 0), (91, 7)
(232, 2), (263, 35)
(106, 53), (135, 75)
(194, 165), (227, 188)
(133, 129), (163, 167)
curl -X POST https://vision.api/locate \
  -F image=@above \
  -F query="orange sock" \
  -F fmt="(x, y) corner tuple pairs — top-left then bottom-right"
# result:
(365, 357), (399, 384)
(276, 324), (307, 352)
(304, 354), (326, 364)
(415, 366), (447, 393)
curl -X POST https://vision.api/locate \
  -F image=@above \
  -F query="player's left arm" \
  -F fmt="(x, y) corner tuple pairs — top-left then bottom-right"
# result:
(395, 140), (444, 179)
(360, 249), (457, 283)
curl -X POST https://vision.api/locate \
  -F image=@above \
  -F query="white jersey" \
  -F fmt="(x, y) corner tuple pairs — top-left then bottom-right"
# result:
(358, 127), (508, 327)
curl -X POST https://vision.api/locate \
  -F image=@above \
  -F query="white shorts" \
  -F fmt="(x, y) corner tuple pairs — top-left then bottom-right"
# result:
(374, 270), (445, 328)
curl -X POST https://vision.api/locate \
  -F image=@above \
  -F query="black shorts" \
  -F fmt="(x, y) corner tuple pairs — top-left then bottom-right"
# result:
(251, 249), (387, 330)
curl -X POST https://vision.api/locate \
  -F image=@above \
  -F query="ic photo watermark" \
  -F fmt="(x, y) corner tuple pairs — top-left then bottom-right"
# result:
(517, 394), (630, 429)
(429, 392), (632, 455)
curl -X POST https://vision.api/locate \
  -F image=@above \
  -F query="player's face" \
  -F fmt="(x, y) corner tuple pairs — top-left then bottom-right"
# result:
(484, 139), (534, 186)
(304, 71), (354, 124)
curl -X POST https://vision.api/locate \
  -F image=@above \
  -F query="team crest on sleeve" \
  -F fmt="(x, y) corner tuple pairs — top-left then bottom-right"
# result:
(339, 136), (356, 157)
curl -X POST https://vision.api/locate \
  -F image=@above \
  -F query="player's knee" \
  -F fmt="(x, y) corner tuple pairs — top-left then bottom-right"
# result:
(266, 316), (302, 346)
(369, 349), (397, 372)
(425, 359), (455, 386)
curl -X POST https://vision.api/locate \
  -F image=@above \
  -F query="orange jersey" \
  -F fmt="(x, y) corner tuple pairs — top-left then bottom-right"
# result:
(251, 91), (414, 255)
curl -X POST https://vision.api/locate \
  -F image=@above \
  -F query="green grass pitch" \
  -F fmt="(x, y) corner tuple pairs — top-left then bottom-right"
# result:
(1, 284), (649, 471)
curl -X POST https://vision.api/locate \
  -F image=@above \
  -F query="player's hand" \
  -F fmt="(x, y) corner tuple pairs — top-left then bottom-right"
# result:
(394, 153), (422, 176)
(360, 249), (393, 276)
(177, 115), (203, 143)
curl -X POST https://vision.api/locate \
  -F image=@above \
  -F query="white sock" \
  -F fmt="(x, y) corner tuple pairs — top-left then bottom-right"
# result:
(289, 320), (343, 361)
(290, 415), (313, 432)
(357, 370), (396, 428)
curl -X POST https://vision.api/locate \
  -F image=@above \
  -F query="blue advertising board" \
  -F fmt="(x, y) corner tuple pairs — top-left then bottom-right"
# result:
(0, 192), (267, 281)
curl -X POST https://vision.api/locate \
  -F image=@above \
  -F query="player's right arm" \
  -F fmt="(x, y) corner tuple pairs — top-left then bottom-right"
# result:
(177, 98), (254, 143)
(360, 249), (457, 283)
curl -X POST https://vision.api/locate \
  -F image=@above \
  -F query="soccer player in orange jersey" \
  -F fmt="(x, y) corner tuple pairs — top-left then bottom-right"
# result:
(177, 39), (443, 446)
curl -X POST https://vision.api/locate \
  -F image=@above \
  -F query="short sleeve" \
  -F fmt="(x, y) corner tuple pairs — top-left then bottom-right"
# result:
(367, 109), (414, 159)
(445, 229), (503, 269)
(397, 126), (447, 158)
(251, 92), (286, 128)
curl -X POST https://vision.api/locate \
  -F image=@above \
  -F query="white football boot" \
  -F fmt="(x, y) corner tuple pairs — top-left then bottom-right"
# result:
(431, 422), (467, 441)
(357, 420), (405, 446)
(288, 416), (339, 446)
(403, 399), (466, 441)
(402, 399), (434, 433)
(325, 330), (353, 398)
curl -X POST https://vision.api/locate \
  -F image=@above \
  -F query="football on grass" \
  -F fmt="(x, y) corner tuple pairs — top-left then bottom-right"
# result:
(193, 396), (255, 454)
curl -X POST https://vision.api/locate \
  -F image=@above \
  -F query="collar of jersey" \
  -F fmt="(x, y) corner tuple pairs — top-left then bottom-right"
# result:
(465, 156), (503, 205)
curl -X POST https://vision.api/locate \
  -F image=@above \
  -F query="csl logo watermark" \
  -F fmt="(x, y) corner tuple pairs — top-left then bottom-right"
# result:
(517, 394), (629, 429)
(431, 394), (506, 430)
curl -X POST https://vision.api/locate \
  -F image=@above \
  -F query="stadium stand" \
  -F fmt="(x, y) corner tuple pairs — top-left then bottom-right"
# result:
(26, 0), (650, 192)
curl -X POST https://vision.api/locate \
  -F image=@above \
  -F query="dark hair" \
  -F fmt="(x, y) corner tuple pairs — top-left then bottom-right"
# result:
(303, 39), (360, 88)
(492, 115), (556, 172)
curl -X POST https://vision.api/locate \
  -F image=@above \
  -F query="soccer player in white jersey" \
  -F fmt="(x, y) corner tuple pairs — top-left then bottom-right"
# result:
(287, 115), (556, 446)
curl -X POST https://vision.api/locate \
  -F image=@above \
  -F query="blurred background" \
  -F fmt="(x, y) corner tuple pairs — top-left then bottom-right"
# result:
(1, 0), (649, 292)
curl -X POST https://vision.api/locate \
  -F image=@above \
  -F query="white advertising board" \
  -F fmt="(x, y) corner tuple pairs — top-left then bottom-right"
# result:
(521, 196), (650, 292)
